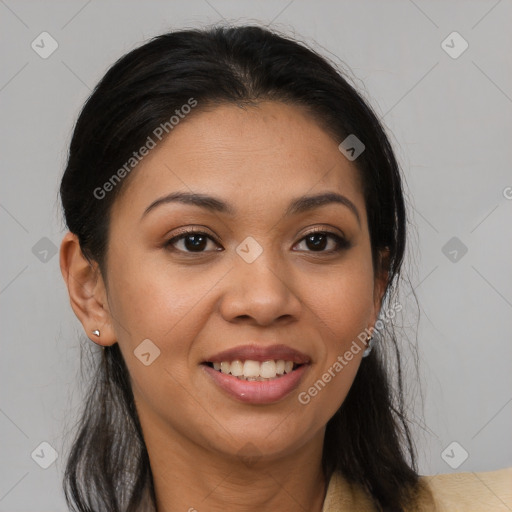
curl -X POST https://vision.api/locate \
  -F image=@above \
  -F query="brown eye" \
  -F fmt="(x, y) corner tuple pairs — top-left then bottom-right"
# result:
(165, 231), (220, 253)
(180, 233), (209, 252)
(295, 231), (350, 253)
(304, 233), (329, 251)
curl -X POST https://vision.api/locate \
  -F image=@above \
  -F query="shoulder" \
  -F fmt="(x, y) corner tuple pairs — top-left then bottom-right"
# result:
(322, 471), (374, 511)
(419, 467), (512, 511)
(322, 467), (512, 511)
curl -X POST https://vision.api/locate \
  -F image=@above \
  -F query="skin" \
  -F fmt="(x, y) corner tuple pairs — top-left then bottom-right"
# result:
(60, 101), (388, 512)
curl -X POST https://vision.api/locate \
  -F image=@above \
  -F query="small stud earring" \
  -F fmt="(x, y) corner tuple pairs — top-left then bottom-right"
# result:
(362, 333), (374, 358)
(92, 329), (100, 337)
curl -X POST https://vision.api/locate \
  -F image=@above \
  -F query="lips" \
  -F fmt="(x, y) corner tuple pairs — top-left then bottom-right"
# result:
(201, 344), (311, 404)
(203, 344), (311, 365)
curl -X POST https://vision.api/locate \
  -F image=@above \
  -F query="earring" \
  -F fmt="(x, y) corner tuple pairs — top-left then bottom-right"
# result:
(91, 329), (106, 350)
(362, 333), (374, 358)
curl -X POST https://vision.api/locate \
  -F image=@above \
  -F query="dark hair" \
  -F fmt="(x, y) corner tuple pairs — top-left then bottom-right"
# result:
(60, 24), (433, 511)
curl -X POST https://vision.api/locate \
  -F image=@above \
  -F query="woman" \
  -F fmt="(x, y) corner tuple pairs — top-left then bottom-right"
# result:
(58, 25), (511, 511)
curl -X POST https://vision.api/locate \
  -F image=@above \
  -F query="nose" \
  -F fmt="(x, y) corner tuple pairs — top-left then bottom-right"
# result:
(218, 251), (302, 327)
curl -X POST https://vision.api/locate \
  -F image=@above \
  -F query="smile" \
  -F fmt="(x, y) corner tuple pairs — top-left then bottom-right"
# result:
(205, 359), (299, 381)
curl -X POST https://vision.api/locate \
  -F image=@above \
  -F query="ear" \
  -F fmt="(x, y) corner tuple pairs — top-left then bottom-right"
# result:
(370, 247), (391, 328)
(59, 232), (117, 347)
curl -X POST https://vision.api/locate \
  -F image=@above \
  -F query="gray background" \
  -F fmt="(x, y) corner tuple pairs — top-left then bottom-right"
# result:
(1, 1), (511, 510)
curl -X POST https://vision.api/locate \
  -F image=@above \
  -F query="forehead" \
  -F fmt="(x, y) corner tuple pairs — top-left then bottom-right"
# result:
(111, 101), (366, 222)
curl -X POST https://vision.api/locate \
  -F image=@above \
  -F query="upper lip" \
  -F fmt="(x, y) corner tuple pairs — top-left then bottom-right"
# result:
(204, 344), (311, 364)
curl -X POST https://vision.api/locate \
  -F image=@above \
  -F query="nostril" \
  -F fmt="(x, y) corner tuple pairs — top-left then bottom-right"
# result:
(234, 315), (252, 321)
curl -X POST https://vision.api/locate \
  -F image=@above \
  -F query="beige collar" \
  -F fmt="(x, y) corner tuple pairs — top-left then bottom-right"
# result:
(322, 467), (512, 511)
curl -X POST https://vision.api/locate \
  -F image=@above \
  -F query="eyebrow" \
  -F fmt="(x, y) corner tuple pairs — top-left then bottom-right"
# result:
(143, 191), (233, 217)
(141, 191), (361, 225)
(286, 192), (361, 225)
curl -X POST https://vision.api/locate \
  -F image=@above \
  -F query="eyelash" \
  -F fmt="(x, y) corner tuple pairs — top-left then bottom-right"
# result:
(164, 227), (350, 255)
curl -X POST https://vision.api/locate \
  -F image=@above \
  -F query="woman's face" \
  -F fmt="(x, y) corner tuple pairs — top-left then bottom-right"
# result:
(101, 101), (385, 461)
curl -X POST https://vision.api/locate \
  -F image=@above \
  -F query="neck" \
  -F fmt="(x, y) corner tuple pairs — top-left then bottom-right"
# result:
(144, 422), (327, 512)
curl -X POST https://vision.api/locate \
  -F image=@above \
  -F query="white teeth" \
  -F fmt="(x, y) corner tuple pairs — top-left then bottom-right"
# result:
(260, 360), (277, 379)
(209, 359), (298, 379)
(230, 360), (243, 376)
(243, 360), (260, 378)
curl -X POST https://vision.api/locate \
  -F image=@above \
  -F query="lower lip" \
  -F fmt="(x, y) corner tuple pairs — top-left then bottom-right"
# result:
(202, 364), (309, 404)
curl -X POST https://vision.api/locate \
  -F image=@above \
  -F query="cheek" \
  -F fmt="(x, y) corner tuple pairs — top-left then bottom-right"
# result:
(308, 252), (375, 339)
(295, 283), (366, 436)
(105, 255), (213, 416)
(298, 250), (374, 412)
(105, 248), (218, 354)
